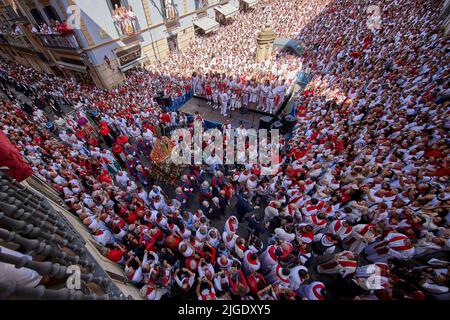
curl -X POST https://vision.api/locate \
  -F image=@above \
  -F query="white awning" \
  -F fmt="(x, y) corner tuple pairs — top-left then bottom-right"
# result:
(242, 0), (259, 7)
(215, 3), (238, 19)
(56, 61), (87, 73)
(193, 17), (220, 34)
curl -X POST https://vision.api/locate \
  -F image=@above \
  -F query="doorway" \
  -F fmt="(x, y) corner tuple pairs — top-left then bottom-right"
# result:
(167, 34), (178, 54)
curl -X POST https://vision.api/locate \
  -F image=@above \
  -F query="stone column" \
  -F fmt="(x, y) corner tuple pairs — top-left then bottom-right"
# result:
(256, 16), (276, 62)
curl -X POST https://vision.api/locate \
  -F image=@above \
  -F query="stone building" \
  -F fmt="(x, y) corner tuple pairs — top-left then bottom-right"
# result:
(0, 0), (258, 88)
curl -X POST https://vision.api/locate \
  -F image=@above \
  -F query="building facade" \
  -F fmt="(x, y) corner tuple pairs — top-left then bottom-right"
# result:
(0, 0), (259, 88)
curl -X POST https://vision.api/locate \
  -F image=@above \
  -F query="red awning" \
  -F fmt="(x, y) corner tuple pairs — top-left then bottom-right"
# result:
(0, 131), (33, 182)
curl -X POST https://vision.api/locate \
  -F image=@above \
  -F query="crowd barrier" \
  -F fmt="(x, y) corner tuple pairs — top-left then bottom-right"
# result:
(186, 115), (223, 130)
(168, 91), (194, 111)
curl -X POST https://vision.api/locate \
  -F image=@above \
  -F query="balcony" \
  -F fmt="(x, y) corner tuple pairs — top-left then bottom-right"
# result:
(3, 34), (32, 49)
(37, 33), (80, 51)
(195, 0), (209, 15)
(117, 27), (139, 40)
(164, 18), (180, 30)
(162, 3), (181, 30)
(0, 170), (130, 300)
(196, 8), (208, 18)
(112, 8), (139, 39)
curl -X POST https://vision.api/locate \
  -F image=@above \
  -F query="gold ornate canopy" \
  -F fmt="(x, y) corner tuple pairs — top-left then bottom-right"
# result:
(149, 137), (184, 184)
(150, 136), (176, 163)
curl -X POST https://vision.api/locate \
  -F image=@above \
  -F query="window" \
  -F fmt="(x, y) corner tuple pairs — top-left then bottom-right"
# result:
(108, 0), (137, 37)
(167, 34), (178, 54)
(60, 57), (85, 66)
(30, 9), (45, 25)
(195, 0), (209, 10)
(107, 0), (129, 13)
(43, 5), (62, 23)
(4, 5), (19, 19)
(161, 0), (179, 21)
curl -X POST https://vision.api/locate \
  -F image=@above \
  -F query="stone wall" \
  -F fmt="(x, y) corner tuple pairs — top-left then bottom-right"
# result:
(177, 26), (195, 52)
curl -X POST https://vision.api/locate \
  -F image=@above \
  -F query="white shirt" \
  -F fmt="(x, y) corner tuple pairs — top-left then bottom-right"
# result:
(0, 246), (42, 288)
(116, 172), (130, 187)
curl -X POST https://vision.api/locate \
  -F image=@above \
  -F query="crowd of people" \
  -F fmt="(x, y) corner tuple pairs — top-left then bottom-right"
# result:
(29, 20), (75, 36)
(152, 0), (319, 115)
(0, 0), (449, 300)
(0, 24), (23, 36)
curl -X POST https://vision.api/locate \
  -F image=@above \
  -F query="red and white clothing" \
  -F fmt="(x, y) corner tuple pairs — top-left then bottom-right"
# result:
(238, 171), (251, 184)
(234, 241), (246, 259)
(178, 241), (195, 258)
(289, 265), (308, 291)
(298, 281), (326, 300)
(302, 199), (325, 216)
(198, 288), (217, 300)
(217, 256), (232, 271)
(288, 191), (304, 209)
(343, 224), (379, 254)
(141, 285), (168, 300)
(355, 263), (390, 290)
(314, 234), (337, 256)
(284, 204), (302, 221)
(328, 219), (353, 239)
(298, 245), (312, 265)
(265, 264), (290, 288)
(297, 226), (315, 244)
(246, 177), (258, 192)
(259, 245), (280, 274)
(365, 232), (415, 262)
(224, 216), (239, 235)
(242, 250), (261, 274)
(222, 231), (238, 251)
(264, 202), (279, 223)
(93, 228), (114, 246)
(317, 251), (358, 277)
(125, 266), (143, 284)
(308, 214), (327, 232)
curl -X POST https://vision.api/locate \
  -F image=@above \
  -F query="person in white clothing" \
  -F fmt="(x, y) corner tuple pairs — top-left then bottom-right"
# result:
(230, 88), (237, 111)
(249, 83), (259, 108)
(265, 84), (276, 113)
(289, 265), (309, 291)
(317, 251), (358, 277)
(343, 224), (382, 254)
(220, 91), (229, 117)
(0, 246), (43, 288)
(297, 281), (327, 300)
(115, 170), (130, 189)
(364, 232), (415, 262)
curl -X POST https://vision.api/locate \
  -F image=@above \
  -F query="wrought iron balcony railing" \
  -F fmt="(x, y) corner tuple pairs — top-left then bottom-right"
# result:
(0, 170), (126, 300)
(37, 33), (80, 50)
(3, 33), (32, 49)
(164, 17), (180, 30)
